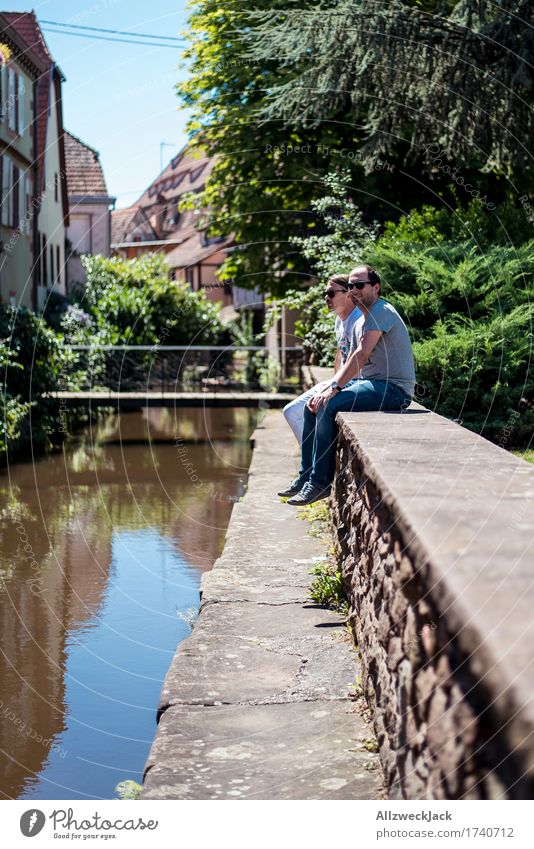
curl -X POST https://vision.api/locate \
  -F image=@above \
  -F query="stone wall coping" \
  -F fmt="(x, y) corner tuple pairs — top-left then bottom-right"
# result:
(336, 405), (534, 771)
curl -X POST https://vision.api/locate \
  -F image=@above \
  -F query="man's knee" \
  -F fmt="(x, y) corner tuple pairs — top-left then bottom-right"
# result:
(283, 401), (293, 421)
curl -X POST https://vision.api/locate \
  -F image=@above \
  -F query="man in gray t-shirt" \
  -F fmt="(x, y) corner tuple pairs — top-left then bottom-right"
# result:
(282, 264), (415, 506)
(352, 299), (415, 397)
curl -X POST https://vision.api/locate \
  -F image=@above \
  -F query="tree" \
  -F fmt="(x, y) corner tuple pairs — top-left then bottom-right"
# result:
(179, 1), (441, 293)
(247, 0), (534, 171)
(179, 0), (532, 293)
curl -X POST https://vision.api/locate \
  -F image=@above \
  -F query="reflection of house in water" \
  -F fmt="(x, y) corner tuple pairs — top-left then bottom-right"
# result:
(0, 461), (114, 798)
(0, 482), (112, 799)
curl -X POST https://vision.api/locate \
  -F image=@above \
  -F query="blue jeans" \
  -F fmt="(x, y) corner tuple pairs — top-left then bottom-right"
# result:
(283, 378), (356, 444)
(283, 380), (330, 444)
(298, 380), (411, 488)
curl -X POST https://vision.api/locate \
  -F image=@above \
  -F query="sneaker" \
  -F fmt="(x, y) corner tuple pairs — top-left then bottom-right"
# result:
(278, 476), (307, 498)
(287, 481), (331, 506)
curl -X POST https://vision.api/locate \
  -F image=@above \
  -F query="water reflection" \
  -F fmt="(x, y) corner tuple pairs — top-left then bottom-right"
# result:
(0, 408), (256, 799)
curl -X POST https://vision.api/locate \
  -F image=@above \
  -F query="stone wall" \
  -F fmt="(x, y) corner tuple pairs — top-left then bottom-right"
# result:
(331, 408), (534, 800)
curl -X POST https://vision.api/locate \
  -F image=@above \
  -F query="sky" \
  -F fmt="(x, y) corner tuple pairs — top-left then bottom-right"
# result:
(3, 0), (191, 208)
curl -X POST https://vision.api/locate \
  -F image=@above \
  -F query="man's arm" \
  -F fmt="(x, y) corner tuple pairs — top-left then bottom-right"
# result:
(334, 349), (342, 371)
(308, 330), (383, 411)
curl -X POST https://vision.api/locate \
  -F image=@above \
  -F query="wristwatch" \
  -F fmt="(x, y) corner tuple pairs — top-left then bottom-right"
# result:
(331, 380), (342, 392)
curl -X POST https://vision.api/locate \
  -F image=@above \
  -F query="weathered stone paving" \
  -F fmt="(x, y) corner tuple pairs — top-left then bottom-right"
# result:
(142, 411), (383, 800)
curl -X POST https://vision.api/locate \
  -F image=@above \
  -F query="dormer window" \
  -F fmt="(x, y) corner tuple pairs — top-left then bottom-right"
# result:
(189, 164), (207, 183)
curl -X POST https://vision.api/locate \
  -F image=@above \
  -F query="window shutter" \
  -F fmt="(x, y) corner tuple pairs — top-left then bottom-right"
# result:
(18, 168), (26, 231)
(12, 164), (19, 228)
(0, 61), (5, 123)
(1, 155), (13, 226)
(25, 175), (32, 235)
(17, 74), (25, 135)
(8, 67), (15, 131)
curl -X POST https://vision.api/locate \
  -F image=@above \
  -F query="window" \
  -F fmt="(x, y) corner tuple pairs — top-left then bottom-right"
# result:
(54, 173), (58, 203)
(50, 244), (54, 285)
(171, 173), (185, 190)
(69, 214), (92, 254)
(189, 164), (207, 183)
(185, 267), (195, 288)
(56, 245), (60, 284)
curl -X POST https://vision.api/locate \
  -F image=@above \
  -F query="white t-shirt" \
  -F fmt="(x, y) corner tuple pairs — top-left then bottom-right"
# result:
(335, 306), (361, 363)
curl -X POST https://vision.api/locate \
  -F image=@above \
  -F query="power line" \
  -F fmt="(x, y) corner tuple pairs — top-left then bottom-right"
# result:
(41, 28), (184, 49)
(39, 19), (185, 43)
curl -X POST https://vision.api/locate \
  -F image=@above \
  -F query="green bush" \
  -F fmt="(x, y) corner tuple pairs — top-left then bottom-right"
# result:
(77, 253), (227, 346)
(274, 178), (534, 445)
(0, 306), (67, 459)
(61, 254), (230, 391)
(413, 308), (534, 442)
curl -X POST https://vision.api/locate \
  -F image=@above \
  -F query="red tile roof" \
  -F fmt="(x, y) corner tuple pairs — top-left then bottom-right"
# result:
(111, 143), (233, 267)
(134, 146), (214, 208)
(111, 206), (157, 245)
(2, 12), (62, 198)
(64, 130), (110, 197)
(1, 10), (54, 67)
(165, 232), (233, 270)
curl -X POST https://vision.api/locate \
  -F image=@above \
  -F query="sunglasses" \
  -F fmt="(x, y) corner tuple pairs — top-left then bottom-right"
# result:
(347, 279), (372, 290)
(324, 288), (347, 299)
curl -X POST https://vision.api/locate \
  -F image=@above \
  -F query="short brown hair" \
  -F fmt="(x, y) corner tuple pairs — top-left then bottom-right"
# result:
(327, 273), (350, 290)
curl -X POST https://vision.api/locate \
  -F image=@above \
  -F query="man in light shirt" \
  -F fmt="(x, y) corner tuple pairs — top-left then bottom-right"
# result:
(281, 264), (415, 505)
(280, 273), (361, 445)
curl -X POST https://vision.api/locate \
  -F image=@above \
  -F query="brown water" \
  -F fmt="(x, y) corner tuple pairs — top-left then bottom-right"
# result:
(0, 407), (257, 800)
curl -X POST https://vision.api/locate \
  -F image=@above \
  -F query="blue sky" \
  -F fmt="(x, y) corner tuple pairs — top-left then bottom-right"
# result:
(4, 0), (191, 207)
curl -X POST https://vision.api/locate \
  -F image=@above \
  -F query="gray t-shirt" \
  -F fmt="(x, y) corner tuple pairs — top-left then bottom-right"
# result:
(352, 299), (415, 396)
(335, 306), (361, 363)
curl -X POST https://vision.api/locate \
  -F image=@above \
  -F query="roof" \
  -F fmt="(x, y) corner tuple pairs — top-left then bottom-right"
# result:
(165, 232), (233, 270)
(2, 12), (68, 205)
(1, 11), (60, 74)
(111, 206), (157, 245)
(111, 142), (233, 262)
(134, 145), (215, 208)
(64, 130), (111, 198)
(0, 13), (45, 77)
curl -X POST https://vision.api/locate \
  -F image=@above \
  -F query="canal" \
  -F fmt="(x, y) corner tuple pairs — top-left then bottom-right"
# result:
(0, 407), (257, 800)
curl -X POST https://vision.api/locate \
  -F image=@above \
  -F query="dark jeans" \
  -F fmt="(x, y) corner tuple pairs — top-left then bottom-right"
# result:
(298, 379), (411, 488)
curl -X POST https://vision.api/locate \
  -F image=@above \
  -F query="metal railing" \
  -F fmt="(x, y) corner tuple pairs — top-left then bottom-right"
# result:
(62, 345), (304, 394)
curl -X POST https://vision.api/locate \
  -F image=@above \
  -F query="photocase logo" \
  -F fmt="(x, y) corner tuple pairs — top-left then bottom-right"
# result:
(20, 810), (46, 837)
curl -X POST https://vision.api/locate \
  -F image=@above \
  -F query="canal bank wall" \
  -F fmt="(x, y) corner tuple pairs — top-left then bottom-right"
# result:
(142, 411), (383, 800)
(332, 406), (534, 800)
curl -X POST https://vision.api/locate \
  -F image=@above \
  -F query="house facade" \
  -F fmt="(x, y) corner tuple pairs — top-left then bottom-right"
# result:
(0, 16), (41, 308)
(0, 11), (69, 310)
(111, 146), (238, 310)
(64, 130), (115, 291)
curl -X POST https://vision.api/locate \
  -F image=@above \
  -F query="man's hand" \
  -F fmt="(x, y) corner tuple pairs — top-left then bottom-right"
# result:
(307, 385), (338, 413)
